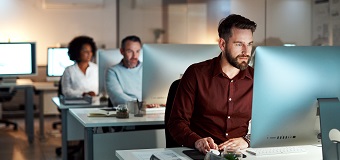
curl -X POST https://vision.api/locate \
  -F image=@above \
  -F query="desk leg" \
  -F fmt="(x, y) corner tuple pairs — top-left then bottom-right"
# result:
(25, 86), (34, 144)
(84, 127), (94, 160)
(39, 91), (45, 140)
(61, 109), (68, 160)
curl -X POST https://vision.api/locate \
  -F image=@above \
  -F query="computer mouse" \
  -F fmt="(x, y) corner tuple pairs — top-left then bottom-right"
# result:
(209, 149), (220, 155)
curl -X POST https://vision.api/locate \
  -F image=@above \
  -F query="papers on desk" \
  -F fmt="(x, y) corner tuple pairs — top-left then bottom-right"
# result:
(133, 150), (186, 160)
(144, 107), (165, 114)
(87, 109), (116, 117)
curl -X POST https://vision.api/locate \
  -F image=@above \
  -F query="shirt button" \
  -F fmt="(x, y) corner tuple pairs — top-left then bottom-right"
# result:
(228, 116), (231, 119)
(229, 98), (232, 101)
(225, 133), (229, 137)
(231, 80), (233, 82)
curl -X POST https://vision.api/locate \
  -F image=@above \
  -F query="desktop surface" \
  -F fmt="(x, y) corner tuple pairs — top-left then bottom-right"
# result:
(52, 96), (107, 110)
(69, 108), (164, 127)
(0, 79), (33, 86)
(33, 81), (57, 90)
(116, 146), (322, 160)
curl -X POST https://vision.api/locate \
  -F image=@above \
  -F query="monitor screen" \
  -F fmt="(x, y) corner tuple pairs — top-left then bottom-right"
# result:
(250, 46), (340, 148)
(46, 47), (74, 81)
(0, 42), (37, 80)
(97, 48), (143, 96)
(142, 44), (220, 105)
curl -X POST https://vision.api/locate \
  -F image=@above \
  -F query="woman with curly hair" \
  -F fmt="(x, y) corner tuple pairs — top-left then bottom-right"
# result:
(61, 35), (98, 97)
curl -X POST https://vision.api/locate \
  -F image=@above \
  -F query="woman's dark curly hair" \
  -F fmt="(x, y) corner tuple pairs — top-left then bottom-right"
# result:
(68, 36), (97, 62)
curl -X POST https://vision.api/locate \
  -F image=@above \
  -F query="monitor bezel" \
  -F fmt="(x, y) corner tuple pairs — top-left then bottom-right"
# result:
(142, 44), (220, 105)
(0, 42), (37, 77)
(249, 46), (340, 148)
(46, 47), (73, 78)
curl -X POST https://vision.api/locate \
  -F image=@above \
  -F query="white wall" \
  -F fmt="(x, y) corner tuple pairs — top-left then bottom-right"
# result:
(119, 0), (312, 46)
(231, 0), (312, 46)
(0, 0), (117, 66)
(119, 0), (163, 44)
(266, 0), (312, 46)
(230, 0), (266, 46)
(0, 0), (313, 67)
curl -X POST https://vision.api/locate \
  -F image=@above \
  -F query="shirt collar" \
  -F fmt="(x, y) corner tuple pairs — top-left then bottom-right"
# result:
(119, 59), (141, 69)
(212, 53), (253, 80)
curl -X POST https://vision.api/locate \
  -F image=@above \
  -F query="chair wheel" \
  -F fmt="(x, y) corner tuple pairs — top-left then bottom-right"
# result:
(13, 124), (18, 131)
(56, 147), (62, 156)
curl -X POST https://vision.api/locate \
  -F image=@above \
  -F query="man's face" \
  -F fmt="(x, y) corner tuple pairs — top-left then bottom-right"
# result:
(223, 28), (253, 70)
(121, 40), (142, 68)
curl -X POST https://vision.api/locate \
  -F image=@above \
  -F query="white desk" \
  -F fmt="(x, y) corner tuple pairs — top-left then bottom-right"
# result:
(116, 145), (323, 160)
(69, 108), (166, 160)
(52, 97), (107, 160)
(0, 79), (35, 143)
(33, 82), (57, 140)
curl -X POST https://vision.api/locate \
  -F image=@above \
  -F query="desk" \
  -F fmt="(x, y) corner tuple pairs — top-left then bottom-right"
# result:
(0, 79), (34, 143)
(69, 108), (166, 160)
(52, 97), (107, 160)
(116, 145), (323, 160)
(33, 82), (57, 140)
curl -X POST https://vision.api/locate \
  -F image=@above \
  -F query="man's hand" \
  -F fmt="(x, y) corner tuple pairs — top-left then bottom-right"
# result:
(146, 104), (165, 108)
(83, 91), (96, 97)
(146, 104), (160, 108)
(218, 137), (248, 151)
(194, 137), (218, 154)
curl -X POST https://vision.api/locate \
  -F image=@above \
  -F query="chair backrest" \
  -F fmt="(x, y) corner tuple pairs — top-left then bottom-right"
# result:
(57, 77), (62, 97)
(57, 77), (63, 113)
(108, 98), (113, 107)
(0, 87), (16, 102)
(164, 79), (181, 148)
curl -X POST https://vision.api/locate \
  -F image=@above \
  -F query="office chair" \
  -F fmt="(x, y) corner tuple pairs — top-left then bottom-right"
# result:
(52, 78), (62, 129)
(164, 79), (182, 148)
(0, 87), (18, 130)
(55, 77), (84, 159)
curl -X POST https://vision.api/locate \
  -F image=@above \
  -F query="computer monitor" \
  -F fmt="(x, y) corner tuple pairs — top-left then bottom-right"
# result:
(97, 48), (143, 97)
(46, 47), (74, 82)
(250, 46), (340, 148)
(0, 42), (37, 83)
(142, 44), (220, 105)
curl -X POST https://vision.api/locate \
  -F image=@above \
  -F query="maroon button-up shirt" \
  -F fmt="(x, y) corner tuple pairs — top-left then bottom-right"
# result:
(167, 54), (253, 147)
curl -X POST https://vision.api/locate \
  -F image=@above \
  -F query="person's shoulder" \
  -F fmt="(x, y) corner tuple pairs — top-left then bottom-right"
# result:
(188, 56), (217, 70)
(64, 63), (76, 71)
(245, 66), (254, 78)
(108, 62), (124, 72)
(89, 62), (98, 68)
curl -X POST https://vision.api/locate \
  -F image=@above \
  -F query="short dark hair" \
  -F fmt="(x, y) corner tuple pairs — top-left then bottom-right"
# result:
(218, 14), (257, 42)
(121, 35), (142, 50)
(68, 35), (97, 62)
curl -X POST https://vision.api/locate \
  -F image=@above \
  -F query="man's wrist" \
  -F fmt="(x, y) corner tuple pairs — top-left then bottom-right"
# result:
(242, 134), (251, 147)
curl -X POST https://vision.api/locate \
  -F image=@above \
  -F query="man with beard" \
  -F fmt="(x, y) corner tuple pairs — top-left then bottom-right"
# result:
(167, 14), (257, 154)
(106, 35), (143, 106)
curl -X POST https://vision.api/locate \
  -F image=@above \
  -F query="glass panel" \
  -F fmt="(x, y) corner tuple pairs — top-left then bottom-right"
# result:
(119, 0), (230, 44)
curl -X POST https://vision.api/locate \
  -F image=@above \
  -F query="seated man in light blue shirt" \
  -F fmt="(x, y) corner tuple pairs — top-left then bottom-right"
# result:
(106, 35), (142, 106)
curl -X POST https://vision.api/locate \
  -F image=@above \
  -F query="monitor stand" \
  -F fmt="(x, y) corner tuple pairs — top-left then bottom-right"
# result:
(0, 77), (17, 84)
(318, 98), (340, 160)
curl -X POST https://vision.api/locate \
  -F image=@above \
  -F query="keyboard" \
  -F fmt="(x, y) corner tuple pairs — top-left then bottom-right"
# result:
(246, 146), (307, 156)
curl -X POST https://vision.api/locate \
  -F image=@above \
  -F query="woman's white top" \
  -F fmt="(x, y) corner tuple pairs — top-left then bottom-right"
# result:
(61, 62), (98, 97)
